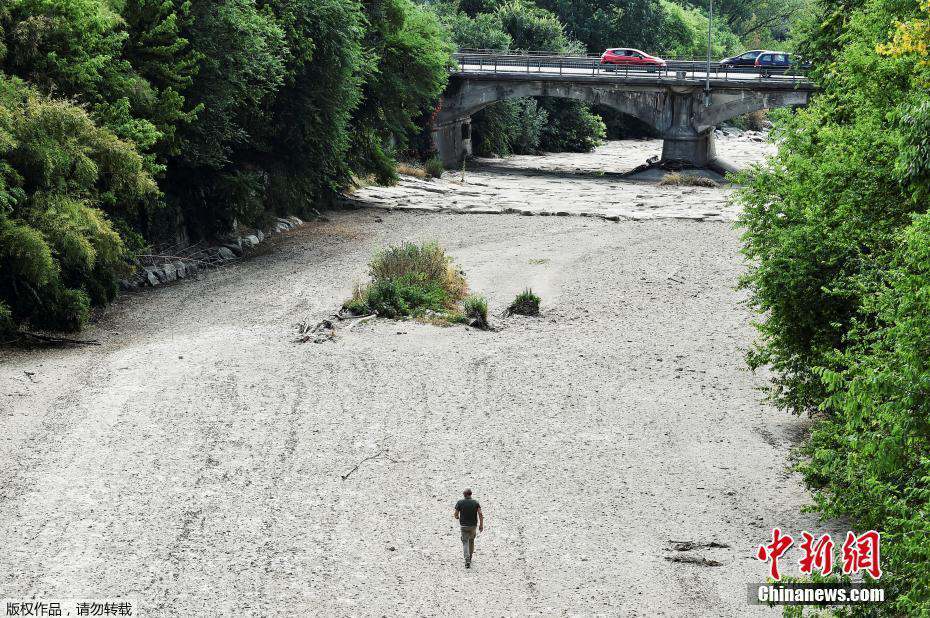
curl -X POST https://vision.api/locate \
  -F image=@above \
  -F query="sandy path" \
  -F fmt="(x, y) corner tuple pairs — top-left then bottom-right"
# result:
(1, 142), (823, 616)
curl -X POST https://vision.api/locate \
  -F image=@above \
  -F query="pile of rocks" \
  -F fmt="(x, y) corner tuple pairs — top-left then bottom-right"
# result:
(122, 216), (304, 290)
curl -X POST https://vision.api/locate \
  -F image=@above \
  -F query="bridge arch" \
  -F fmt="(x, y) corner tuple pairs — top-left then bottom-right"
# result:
(695, 90), (812, 133)
(436, 79), (665, 130)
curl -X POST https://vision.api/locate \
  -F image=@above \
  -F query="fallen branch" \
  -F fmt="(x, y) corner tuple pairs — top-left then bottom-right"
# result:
(669, 540), (730, 551)
(299, 315), (336, 336)
(20, 332), (101, 346)
(664, 555), (723, 567)
(341, 450), (397, 480)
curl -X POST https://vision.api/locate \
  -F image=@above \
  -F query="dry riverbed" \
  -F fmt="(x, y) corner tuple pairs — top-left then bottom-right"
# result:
(0, 137), (827, 616)
(348, 132), (776, 222)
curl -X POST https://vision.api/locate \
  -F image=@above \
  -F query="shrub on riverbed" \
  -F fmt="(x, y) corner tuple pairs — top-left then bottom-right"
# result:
(343, 242), (469, 319)
(506, 289), (540, 316)
(729, 110), (768, 132)
(463, 294), (489, 329)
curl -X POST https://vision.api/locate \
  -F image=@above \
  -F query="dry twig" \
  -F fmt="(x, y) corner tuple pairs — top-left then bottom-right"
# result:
(341, 450), (398, 480)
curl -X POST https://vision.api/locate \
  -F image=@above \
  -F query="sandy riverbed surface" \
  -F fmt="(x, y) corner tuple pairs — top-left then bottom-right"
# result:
(1, 138), (828, 617)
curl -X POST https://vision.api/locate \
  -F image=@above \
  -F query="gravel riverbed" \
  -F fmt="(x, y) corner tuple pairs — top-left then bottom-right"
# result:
(0, 138), (829, 616)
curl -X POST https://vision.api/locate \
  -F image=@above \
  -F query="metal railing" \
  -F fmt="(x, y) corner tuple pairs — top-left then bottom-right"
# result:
(452, 51), (812, 83)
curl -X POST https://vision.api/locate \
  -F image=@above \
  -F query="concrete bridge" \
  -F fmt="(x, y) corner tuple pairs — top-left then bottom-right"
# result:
(432, 53), (816, 171)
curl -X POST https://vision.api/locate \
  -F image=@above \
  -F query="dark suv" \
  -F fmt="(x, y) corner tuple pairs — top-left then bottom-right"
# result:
(754, 51), (792, 76)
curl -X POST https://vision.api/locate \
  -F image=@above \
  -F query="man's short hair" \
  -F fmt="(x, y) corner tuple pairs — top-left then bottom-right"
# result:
(463, 488), (472, 497)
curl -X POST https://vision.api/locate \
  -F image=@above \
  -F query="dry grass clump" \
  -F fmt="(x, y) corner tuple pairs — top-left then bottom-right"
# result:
(396, 163), (428, 179)
(659, 172), (718, 188)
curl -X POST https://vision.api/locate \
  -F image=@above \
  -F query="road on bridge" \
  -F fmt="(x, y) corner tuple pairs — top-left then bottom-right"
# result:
(454, 53), (811, 85)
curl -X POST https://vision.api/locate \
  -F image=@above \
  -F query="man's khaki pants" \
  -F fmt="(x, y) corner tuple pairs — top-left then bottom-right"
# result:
(460, 526), (477, 561)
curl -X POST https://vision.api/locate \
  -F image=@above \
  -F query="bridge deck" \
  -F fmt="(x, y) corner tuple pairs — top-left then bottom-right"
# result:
(453, 53), (815, 91)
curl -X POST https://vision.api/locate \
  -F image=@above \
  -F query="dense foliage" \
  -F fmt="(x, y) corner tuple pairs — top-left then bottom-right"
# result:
(736, 0), (930, 610)
(0, 75), (156, 335)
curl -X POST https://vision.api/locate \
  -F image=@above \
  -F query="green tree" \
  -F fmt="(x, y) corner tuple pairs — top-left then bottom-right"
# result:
(534, 0), (667, 52)
(350, 0), (454, 182)
(255, 0), (363, 218)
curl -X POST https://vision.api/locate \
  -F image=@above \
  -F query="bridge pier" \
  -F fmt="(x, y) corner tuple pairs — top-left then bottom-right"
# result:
(432, 118), (471, 168)
(657, 90), (717, 169)
(661, 130), (716, 168)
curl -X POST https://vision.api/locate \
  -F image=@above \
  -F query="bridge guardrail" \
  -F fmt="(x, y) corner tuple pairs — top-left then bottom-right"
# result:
(452, 52), (811, 82)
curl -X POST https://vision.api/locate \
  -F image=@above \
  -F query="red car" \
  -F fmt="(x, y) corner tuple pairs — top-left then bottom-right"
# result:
(600, 48), (667, 71)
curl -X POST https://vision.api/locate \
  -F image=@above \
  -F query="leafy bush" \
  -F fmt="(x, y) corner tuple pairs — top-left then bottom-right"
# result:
(539, 100), (605, 152)
(506, 288), (540, 316)
(472, 98), (548, 156)
(802, 214), (930, 613)
(345, 242), (469, 318)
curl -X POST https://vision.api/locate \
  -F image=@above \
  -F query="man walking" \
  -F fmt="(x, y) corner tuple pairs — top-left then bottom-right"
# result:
(453, 488), (484, 568)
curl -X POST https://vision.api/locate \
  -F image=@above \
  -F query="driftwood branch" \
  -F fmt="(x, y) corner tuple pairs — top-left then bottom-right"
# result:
(346, 314), (377, 332)
(297, 311), (378, 343)
(19, 332), (101, 346)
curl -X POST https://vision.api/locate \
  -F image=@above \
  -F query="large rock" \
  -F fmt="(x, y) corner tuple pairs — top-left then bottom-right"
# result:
(217, 247), (236, 260)
(143, 268), (160, 286)
(255, 230), (265, 243)
(245, 234), (260, 246)
(222, 243), (243, 257)
(161, 262), (178, 282)
(174, 261), (187, 279)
